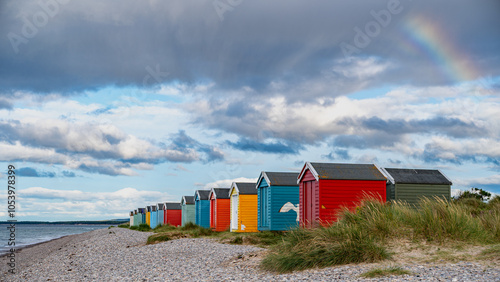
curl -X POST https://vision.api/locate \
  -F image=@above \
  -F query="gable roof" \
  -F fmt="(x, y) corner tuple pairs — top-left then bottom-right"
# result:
(152, 206), (157, 211)
(157, 203), (164, 210)
(181, 196), (195, 205)
(230, 182), (257, 195)
(165, 202), (181, 210)
(138, 208), (146, 213)
(195, 190), (210, 200)
(257, 171), (300, 188)
(209, 188), (230, 199)
(383, 168), (453, 185)
(147, 206), (153, 212)
(298, 162), (386, 182)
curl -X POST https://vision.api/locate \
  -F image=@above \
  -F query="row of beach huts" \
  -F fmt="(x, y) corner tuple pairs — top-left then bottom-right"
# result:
(129, 162), (452, 231)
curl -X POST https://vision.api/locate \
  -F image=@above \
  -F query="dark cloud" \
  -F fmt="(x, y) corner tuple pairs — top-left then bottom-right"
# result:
(168, 130), (224, 162)
(0, 1), (499, 96)
(361, 116), (484, 138)
(323, 149), (351, 161)
(62, 170), (76, 177)
(17, 167), (55, 177)
(226, 138), (303, 154)
(0, 99), (13, 109)
(333, 133), (399, 149)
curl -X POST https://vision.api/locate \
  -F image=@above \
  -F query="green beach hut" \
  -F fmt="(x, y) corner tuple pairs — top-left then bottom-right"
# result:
(381, 168), (452, 205)
(181, 196), (196, 226)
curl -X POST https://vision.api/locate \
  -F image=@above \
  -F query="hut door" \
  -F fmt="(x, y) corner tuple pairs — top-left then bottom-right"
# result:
(210, 199), (216, 228)
(260, 187), (268, 227)
(304, 181), (315, 227)
(231, 195), (238, 230)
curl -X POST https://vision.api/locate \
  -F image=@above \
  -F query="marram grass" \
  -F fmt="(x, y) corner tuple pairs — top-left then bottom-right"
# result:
(261, 196), (500, 273)
(360, 266), (411, 278)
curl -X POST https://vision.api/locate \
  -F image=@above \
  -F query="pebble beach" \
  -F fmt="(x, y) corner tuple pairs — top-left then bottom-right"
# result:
(0, 227), (498, 281)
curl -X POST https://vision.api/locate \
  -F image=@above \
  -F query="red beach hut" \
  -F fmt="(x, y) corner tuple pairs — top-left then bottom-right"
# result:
(297, 162), (386, 227)
(209, 188), (231, 232)
(164, 202), (182, 227)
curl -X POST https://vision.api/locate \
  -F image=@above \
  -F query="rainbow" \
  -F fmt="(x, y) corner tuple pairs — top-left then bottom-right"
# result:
(398, 14), (480, 84)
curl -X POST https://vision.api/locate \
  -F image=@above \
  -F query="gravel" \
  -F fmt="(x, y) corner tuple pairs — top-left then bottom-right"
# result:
(1, 228), (498, 281)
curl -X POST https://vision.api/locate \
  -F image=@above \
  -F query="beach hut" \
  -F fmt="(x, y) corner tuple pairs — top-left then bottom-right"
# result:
(380, 168), (452, 205)
(150, 205), (158, 229)
(257, 172), (300, 231)
(181, 196), (196, 227)
(230, 182), (258, 233)
(195, 190), (211, 228)
(297, 162), (387, 227)
(129, 211), (134, 226)
(157, 203), (165, 227)
(133, 210), (139, 226)
(164, 202), (182, 227)
(137, 208), (146, 225)
(146, 206), (152, 227)
(209, 188), (231, 232)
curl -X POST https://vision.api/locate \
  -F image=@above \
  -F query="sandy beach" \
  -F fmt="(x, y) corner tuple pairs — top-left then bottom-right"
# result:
(0, 228), (498, 281)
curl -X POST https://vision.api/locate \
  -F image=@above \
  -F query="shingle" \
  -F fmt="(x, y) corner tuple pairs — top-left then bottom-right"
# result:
(384, 168), (452, 185)
(309, 162), (386, 181)
(234, 182), (257, 194)
(212, 188), (230, 199)
(195, 190), (211, 200)
(165, 202), (181, 210)
(263, 172), (299, 186)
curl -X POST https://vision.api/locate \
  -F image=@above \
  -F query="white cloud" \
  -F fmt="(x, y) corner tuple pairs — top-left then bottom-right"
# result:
(203, 177), (258, 189)
(13, 187), (175, 220)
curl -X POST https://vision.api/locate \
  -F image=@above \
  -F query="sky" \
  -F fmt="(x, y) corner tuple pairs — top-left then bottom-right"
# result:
(0, 0), (499, 221)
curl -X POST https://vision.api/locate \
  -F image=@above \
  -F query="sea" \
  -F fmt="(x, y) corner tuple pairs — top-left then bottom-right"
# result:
(0, 224), (109, 255)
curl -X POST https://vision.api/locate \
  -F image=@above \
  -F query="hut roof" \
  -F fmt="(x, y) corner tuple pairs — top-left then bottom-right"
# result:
(298, 162), (386, 182)
(195, 190), (211, 200)
(230, 182), (257, 195)
(157, 203), (164, 210)
(383, 168), (452, 185)
(210, 188), (230, 199)
(165, 202), (181, 210)
(182, 196), (195, 205)
(152, 206), (157, 211)
(257, 172), (299, 187)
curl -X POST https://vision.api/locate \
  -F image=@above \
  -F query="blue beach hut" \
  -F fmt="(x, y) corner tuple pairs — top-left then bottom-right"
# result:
(150, 205), (158, 229)
(157, 203), (165, 227)
(195, 190), (211, 228)
(257, 172), (300, 231)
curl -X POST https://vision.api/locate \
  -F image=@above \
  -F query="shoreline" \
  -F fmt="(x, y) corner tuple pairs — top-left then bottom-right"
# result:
(0, 225), (112, 258)
(0, 234), (73, 258)
(0, 227), (112, 278)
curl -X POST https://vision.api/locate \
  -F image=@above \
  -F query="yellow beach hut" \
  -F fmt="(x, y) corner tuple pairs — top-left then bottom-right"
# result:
(146, 205), (152, 227)
(229, 182), (258, 233)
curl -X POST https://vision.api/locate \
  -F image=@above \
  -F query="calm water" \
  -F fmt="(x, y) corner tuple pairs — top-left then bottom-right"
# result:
(0, 224), (108, 255)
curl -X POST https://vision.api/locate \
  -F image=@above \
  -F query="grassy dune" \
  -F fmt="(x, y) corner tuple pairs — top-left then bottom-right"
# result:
(261, 196), (500, 273)
(129, 196), (499, 273)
